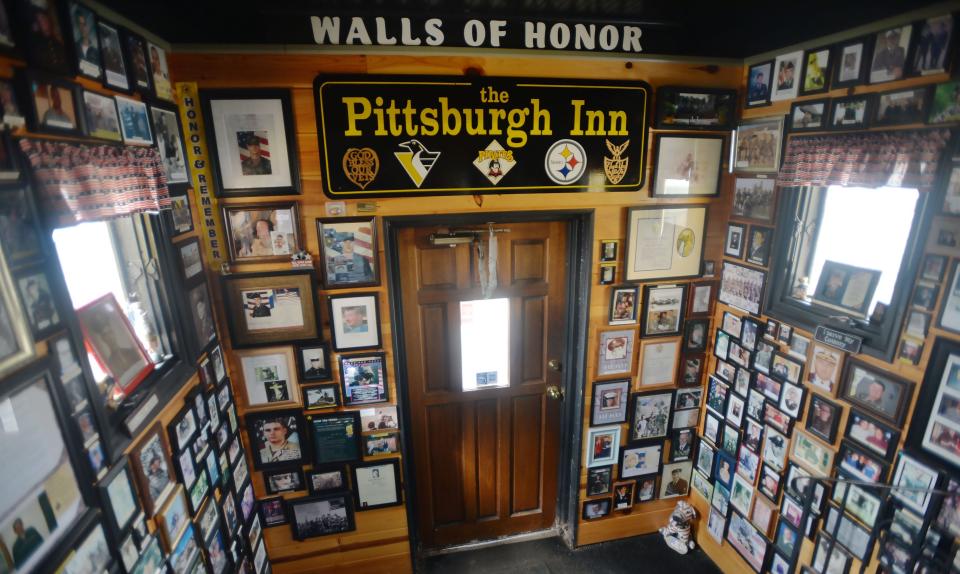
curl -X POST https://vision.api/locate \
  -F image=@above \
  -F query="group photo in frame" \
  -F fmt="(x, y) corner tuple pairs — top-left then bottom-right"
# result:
(223, 202), (302, 263)
(221, 270), (321, 348)
(201, 88), (301, 196)
(640, 284), (686, 338)
(316, 217), (380, 288)
(653, 87), (737, 130)
(734, 116), (784, 174)
(651, 134), (724, 197)
(624, 206), (706, 282)
(288, 493), (355, 540)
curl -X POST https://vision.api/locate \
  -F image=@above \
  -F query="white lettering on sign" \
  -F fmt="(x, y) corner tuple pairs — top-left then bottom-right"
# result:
(310, 16), (644, 53)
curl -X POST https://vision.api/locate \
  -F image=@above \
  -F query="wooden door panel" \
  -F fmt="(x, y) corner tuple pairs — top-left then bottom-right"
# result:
(400, 220), (566, 549)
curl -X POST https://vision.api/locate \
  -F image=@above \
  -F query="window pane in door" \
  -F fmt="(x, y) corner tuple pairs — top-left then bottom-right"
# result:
(460, 298), (510, 392)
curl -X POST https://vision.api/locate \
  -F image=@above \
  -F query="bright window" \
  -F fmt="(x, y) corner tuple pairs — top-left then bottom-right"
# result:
(460, 298), (510, 392)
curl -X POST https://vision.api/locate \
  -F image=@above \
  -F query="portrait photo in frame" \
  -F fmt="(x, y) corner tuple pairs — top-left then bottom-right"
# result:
(76, 293), (153, 396)
(352, 458), (402, 511)
(245, 409), (306, 470)
(201, 88), (300, 197)
(297, 343), (332, 382)
(591, 379), (630, 426)
(624, 206), (706, 282)
(223, 202), (302, 263)
(771, 51), (803, 101)
(747, 60), (773, 107)
(328, 292), (382, 352)
(316, 217), (379, 288)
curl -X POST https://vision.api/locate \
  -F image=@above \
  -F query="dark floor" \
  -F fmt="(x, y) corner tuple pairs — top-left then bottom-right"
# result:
(422, 533), (723, 573)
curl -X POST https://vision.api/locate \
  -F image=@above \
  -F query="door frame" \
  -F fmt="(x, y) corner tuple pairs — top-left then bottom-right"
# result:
(383, 209), (594, 565)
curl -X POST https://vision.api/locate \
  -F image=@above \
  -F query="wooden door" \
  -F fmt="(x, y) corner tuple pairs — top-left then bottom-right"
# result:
(398, 220), (568, 549)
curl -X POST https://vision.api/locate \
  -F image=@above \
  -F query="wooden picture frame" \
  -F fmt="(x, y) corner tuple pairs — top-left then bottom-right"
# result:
(651, 134), (724, 197)
(235, 345), (302, 410)
(221, 270), (321, 348)
(222, 202), (302, 263)
(200, 88), (301, 197)
(316, 217), (380, 288)
(638, 337), (681, 388)
(839, 357), (914, 426)
(624, 206), (706, 282)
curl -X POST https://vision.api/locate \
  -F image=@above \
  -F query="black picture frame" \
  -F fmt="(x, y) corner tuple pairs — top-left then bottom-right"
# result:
(910, 13), (955, 77)
(199, 88), (301, 197)
(288, 493), (356, 540)
(149, 101), (191, 185)
(351, 458), (403, 511)
(174, 236), (204, 285)
(653, 86), (737, 130)
(96, 18), (131, 92)
(800, 45), (833, 95)
(263, 467), (306, 495)
(650, 133), (725, 198)
(587, 465), (613, 496)
(306, 466), (349, 496)
(590, 379), (630, 426)
(296, 343), (332, 382)
(805, 394), (841, 444)
(833, 36), (873, 88)
(872, 86), (931, 127)
(65, 1), (102, 81)
(725, 222), (746, 259)
(327, 291), (383, 352)
(14, 0), (72, 74)
(166, 188), (195, 236)
(307, 411), (362, 465)
(245, 409), (308, 471)
(829, 94), (874, 130)
(17, 70), (84, 137)
(97, 456), (141, 544)
(315, 216), (380, 288)
(120, 28), (153, 95)
(839, 357), (914, 427)
(906, 337), (960, 475)
(258, 496), (288, 527)
(167, 403), (198, 454)
(14, 262), (64, 340)
(867, 24), (915, 85)
(618, 440), (664, 480)
(639, 283), (687, 338)
(746, 60), (774, 108)
(789, 99), (829, 132)
(302, 382), (341, 410)
(608, 284), (639, 325)
(684, 319), (709, 353)
(338, 352), (389, 406)
(745, 225), (773, 267)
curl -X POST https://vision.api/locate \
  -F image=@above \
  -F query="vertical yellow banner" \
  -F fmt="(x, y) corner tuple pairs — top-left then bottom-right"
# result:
(176, 82), (227, 265)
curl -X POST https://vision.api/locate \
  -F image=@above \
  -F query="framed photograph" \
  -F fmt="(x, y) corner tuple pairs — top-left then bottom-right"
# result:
(671, 406), (700, 430)
(22, 72), (82, 136)
(582, 498), (611, 520)
(930, 81), (960, 124)
(838, 440), (888, 483)
(339, 353), (388, 406)
(907, 338), (960, 474)
(258, 496), (287, 528)
(263, 468), (304, 495)
(308, 411), (362, 465)
(703, 260), (716, 277)
(725, 223), (745, 258)
(834, 511), (875, 560)
(97, 20), (129, 91)
(801, 46), (832, 94)
(174, 237), (204, 285)
(758, 464), (782, 501)
(591, 380), (629, 425)
(688, 281), (715, 317)
(222, 270), (321, 348)
(638, 338), (680, 388)
(670, 428), (694, 461)
(236, 346), (301, 410)
(76, 293), (153, 395)
(122, 29), (152, 93)
(829, 95), (873, 130)
(714, 450), (734, 491)
(734, 116), (784, 174)
(730, 473), (755, 515)
(680, 355), (703, 387)
(609, 285), (638, 325)
(303, 383), (340, 410)
(778, 382), (805, 418)
(67, 1), (102, 80)
(912, 14), (954, 76)
(245, 409), (305, 470)
(807, 344), (842, 396)
(80, 90), (121, 142)
(703, 412), (721, 446)
(316, 217), (379, 288)
(624, 206), (706, 282)
(763, 402), (792, 436)
(789, 99), (828, 132)
(835, 36), (872, 87)
(201, 88), (300, 196)
(651, 134), (723, 197)
(307, 467), (348, 495)
(745, 226), (772, 268)
(750, 495), (776, 536)
(587, 466), (613, 496)
(846, 409), (898, 462)
(364, 431), (400, 457)
(636, 476), (658, 503)
(873, 87), (930, 126)
(719, 261), (766, 315)
(149, 104), (190, 184)
(733, 177), (776, 222)
(742, 318), (760, 351)
(290, 344), (332, 385)
(328, 292), (381, 352)
(619, 442), (663, 480)
(597, 328), (635, 377)
(771, 51), (803, 101)
(288, 493), (356, 540)
(630, 390), (673, 441)
(869, 25), (913, 84)
(706, 375), (729, 417)
(168, 190), (194, 235)
(654, 87), (736, 130)
(15, 265), (62, 339)
(892, 454), (941, 517)
(223, 202), (301, 263)
(146, 42), (173, 101)
(640, 284), (686, 337)
(707, 507), (727, 545)
(935, 477), (960, 537)
(743, 418), (763, 453)
(156, 485), (190, 551)
(599, 239), (618, 262)
(747, 60), (773, 107)
(660, 461), (692, 499)
(352, 459), (402, 510)
(791, 430), (835, 476)
(0, 80), (24, 128)
(727, 511), (769, 572)
(167, 403), (198, 453)
(806, 394), (841, 444)
(736, 443), (759, 483)
(98, 457), (141, 542)
(696, 439), (716, 477)
(839, 358), (913, 425)
(599, 263), (616, 285)
(586, 425), (621, 468)
(115, 95), (153, 145)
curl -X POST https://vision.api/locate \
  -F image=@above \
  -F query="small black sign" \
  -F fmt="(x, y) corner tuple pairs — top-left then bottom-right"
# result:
(314, 74), (650, 198)
(814, 325), (863, 354)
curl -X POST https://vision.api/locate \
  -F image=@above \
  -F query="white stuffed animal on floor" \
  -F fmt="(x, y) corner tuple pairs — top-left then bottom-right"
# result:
(660, 500), (697, 555)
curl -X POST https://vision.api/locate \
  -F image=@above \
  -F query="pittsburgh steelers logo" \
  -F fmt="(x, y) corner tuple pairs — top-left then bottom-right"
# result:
(544, 139), (587, 185)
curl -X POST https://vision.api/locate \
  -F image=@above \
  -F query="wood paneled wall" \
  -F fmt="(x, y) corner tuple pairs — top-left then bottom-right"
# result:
(169, 51), (742, 572)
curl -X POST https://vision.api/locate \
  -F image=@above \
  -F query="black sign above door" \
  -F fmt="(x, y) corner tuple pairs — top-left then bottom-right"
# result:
(314, 74), (650, 198)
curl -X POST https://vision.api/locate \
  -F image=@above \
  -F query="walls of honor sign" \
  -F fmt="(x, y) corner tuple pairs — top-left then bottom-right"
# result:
(314, 75), (650, 198)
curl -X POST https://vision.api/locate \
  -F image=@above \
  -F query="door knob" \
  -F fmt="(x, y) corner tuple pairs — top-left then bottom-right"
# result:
(546, 384), (564, 401)
(548, 359), (562, 372)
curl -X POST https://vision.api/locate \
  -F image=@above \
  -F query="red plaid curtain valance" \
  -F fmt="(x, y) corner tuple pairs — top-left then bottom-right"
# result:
(19, 139), (172, 225)
(776, 129), (952, 191)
